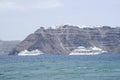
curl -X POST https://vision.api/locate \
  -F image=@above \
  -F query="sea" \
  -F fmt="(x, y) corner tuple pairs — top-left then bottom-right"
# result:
(0, 54), (120, 80)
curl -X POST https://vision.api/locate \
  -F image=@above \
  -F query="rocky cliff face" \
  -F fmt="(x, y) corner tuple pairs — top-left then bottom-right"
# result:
(10, 25), (120, 55)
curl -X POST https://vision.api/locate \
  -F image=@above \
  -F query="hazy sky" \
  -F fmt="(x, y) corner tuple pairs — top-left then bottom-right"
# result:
(0, 0), (120, 40)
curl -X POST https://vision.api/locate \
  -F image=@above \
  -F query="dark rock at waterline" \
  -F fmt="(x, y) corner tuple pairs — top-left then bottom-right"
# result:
(0, 40), (20, 55)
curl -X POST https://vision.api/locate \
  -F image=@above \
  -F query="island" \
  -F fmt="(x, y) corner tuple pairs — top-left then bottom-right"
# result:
(9, 25), (120, 55)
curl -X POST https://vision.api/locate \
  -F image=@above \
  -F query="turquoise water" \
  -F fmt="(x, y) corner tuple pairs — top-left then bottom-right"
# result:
(0, 54), (120, 80)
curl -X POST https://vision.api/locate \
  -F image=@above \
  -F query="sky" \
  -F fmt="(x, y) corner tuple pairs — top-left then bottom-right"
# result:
(0, 0), (120, 40)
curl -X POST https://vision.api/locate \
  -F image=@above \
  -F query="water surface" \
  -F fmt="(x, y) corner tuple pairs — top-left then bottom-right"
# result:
(0, 54), (120, 80)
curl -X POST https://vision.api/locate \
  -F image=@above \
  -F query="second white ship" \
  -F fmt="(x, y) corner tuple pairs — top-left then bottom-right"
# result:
(69, 46), (107, 55)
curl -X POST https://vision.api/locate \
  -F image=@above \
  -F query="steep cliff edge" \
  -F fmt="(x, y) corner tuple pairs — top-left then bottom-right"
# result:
(10, 25), (120, 55)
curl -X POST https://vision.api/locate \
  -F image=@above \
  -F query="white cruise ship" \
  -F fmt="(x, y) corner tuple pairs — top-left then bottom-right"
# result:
(69, 46), (107, 55)
(18, 49), (44, 56)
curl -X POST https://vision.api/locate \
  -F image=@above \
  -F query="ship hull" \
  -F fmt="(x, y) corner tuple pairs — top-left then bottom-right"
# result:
(69, 52), (104, 55)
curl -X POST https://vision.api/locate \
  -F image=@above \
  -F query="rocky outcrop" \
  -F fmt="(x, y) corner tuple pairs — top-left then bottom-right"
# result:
(10, 25), (120, 55)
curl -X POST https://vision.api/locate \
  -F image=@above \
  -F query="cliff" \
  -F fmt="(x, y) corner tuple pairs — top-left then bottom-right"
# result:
(10, 25), (120, 55)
